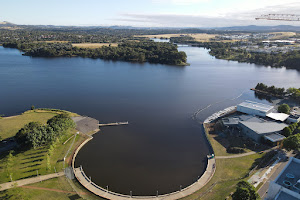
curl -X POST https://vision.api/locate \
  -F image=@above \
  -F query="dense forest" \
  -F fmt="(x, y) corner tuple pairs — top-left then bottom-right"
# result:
(3, 41), (187, 65)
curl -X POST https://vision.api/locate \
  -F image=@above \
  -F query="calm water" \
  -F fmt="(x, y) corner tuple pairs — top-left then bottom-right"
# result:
(1, 45), (300, 196)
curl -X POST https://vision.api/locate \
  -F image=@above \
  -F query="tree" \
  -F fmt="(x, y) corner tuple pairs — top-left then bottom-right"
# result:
(278, 104), (290, 114)
(232, 181), (259, 200)
(282, 127), (292, 137)
(283, 134), (300, 151)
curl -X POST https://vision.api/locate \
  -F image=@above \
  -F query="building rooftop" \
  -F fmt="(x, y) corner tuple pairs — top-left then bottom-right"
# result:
(275, 158), (300, 194)
(238, 101), (274, 113)
(275, 191), (299, 200)
(267, 113), (290, 122)
(239, 119), (288, 134)
(264, 133), (286, 143)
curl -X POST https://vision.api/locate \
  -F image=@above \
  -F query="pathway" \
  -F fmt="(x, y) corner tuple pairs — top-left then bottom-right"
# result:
(74, 158), (216, 200)
(0, 172), (65, 191)
(215, 151), (256, 159)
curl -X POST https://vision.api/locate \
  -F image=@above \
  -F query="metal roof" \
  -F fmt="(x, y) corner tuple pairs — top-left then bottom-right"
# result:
(267, 113), (290, 122)
(239, 119), (288, 134)
(238, 101), (274, 113)
(264, 133), (286, 142)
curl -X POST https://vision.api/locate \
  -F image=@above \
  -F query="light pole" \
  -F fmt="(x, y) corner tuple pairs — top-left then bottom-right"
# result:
(106, 185), (109, 192)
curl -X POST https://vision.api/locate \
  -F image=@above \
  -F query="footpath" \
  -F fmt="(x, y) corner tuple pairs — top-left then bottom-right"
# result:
(0, 172), (64, 191)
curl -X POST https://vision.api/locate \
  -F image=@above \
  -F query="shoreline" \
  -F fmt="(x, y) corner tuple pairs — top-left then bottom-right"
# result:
(71, 116), (216, 200)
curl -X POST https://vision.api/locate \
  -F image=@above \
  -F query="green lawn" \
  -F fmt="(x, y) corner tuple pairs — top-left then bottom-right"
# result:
(0, 110), (86, 184)
(0, 129), (82, 183)
(0, 177), (84, 200)
(180, 124), (264, 200)
(0, 112), (57, 140)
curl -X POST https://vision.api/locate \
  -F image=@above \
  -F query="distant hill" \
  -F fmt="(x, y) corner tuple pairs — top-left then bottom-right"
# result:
(215, 25), (300, 32)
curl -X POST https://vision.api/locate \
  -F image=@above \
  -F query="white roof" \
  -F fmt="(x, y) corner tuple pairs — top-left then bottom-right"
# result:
(267, 113), (290, 122)
(238, 101), (274, 113)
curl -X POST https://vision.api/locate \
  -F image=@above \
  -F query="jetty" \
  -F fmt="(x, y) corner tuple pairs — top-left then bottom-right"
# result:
(98, 122), (129, 127)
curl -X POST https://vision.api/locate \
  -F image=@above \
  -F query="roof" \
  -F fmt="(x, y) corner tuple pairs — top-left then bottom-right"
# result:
(274, 158), (300, 197)
(238, 100), (274, 113)
(275, 191), (299, 200)
(239, 119), (288, 134)
(264, 133), (286, 142)
(267, 113), (290, 122)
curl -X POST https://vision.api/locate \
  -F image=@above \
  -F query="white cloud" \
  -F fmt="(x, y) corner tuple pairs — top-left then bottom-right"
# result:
(115, 1), (300, 27)
(152, 0), (210, 6)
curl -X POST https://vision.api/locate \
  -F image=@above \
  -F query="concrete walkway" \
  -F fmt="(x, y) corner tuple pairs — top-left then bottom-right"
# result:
(0, 172), (65, 191)
(215, 151), (256, 159)
(74, 158), (216, 200)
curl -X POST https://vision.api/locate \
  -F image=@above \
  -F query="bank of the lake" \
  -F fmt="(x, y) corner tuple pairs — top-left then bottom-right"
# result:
(1, 45), (300, 196)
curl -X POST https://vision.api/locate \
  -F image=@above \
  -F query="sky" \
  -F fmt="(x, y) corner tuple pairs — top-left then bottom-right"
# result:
(1, 0), (300, 27)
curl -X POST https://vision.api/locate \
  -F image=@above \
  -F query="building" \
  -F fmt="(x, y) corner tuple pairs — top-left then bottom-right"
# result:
(287, 115), (300, 124)
(239, 117), (287, 143)
(237, 101), (274, 117)
(266, 157), (300, 200)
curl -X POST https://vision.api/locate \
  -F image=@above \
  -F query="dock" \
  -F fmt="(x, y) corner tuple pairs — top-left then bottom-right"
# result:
(98, 122), (129, 127)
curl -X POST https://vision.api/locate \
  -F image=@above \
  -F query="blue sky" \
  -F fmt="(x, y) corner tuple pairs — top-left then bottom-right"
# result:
(1, 0), (300, 27)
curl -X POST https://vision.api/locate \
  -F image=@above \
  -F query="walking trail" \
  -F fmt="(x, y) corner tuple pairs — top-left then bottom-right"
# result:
(215, 151), (256, 159)
(0, 172), (64, 191)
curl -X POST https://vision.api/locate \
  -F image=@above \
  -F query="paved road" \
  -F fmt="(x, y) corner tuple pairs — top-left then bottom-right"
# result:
(0, 172), (65, 191)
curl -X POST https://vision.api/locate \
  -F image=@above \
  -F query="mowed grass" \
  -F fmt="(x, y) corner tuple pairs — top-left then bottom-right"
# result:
(0, 176), (84, 200)
(0, 128), (83, 183)
(180, 124), (264, 200)
(181, 154), (263, 200)
(0, 112), (57, 140)
(72, 43), (118, 48)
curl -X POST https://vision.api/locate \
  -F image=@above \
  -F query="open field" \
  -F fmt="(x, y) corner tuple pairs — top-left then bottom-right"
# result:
(72, 43), (118, 48)
(0, 176), (83, 200)
(136, 33), (218, 42)
(270, 32), (296, 39)
(0, 112), (57, 140)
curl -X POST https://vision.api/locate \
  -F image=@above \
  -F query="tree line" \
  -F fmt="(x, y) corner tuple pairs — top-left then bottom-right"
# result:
(255, 83), (300, 100)
(3, 41), (187, 65)
(169, 37), (300, 71)
(16, 113), (75, 148)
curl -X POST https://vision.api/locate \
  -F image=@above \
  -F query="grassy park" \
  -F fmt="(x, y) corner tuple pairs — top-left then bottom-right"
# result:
(0, 109), (95, 199)
(181, 124), (265, 200)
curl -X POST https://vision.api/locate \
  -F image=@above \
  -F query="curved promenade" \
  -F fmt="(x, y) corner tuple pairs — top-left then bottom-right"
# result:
(72, 117), (217, 200)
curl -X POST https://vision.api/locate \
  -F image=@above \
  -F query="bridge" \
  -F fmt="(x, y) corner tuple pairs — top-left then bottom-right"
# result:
(98, 122), (129, 127)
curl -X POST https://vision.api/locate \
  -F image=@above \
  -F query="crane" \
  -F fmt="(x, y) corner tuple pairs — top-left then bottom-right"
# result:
(255, 14), (300, 21)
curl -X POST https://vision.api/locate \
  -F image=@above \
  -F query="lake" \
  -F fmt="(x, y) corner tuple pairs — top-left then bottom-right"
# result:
(1, 45), (300, 196)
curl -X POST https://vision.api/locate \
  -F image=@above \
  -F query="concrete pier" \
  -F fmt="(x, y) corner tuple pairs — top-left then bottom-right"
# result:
(98, 122), (129, 127)
(73, 157), (216, 200)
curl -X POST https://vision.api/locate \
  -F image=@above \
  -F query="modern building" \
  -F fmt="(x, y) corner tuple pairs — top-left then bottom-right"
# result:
(237, 101), (274, 117)
(239, 117), (287, 143)
(266, 157), (300, 200)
